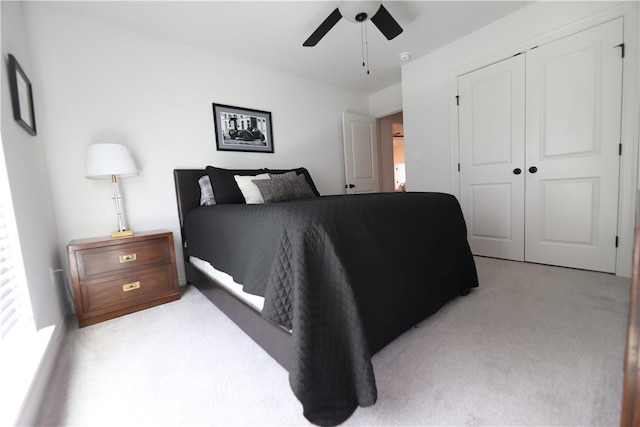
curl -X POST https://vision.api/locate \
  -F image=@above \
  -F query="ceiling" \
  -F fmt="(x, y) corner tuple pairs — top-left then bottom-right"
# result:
(40, 1), (533, 96)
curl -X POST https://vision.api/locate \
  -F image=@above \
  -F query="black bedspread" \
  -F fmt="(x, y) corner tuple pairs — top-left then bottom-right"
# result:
(184, 192), (478, 425)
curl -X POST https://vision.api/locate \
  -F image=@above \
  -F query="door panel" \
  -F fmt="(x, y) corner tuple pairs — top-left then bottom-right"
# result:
(352, 122), (375, 179)
(342, 112), (379, 194)
(525, 18), (623, 273)
(471, 74), (513, 166)
(459, 54), (525, 261)
(539, 178), (598, 245)
(471, 183), (513, 240)
(543, 47), (598, 157)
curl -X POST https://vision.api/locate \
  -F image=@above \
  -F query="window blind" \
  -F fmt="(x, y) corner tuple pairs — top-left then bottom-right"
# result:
(0, 146), (32, 341)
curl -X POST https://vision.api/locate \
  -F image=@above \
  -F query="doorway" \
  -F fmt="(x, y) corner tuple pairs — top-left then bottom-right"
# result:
(378, 112), (405, 192)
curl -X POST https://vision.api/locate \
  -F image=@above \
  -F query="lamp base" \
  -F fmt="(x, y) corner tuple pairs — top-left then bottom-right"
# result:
(112, 230), (134, 239)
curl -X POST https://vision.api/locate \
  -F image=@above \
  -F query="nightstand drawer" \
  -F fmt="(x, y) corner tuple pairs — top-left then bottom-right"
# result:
(80, 265), (177, 314)
(76, 238), (171, 280)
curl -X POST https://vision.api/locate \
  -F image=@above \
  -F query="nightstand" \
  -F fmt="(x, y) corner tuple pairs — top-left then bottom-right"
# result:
(67, 230), (181, 327)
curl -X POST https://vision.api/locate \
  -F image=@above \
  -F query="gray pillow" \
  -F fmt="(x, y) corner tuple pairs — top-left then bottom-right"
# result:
(253, 174), (317, 203)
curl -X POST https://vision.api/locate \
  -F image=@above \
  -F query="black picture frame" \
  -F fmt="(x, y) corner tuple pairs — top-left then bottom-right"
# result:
(8, 54), (36, 136)
(212, 103), (273, 153)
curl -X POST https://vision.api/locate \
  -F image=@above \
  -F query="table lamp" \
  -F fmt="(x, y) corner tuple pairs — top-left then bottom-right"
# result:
(85, 143), (139, 238)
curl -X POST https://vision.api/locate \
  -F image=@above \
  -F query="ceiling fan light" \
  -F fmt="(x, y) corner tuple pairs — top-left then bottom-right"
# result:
(339, 1), (382, 23)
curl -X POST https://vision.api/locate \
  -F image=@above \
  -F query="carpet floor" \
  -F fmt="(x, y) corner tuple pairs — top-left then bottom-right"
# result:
(35, 256), (630, 426)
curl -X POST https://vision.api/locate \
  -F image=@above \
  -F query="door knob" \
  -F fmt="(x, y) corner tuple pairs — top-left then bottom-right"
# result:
(345, 184), (355, 189)
(529, 166), (538, 174)
(513, 168), (522, 175)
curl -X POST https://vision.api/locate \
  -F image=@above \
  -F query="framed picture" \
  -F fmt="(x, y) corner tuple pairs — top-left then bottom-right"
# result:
(212, 103), (273, 153)
(8, 54), (36, 136)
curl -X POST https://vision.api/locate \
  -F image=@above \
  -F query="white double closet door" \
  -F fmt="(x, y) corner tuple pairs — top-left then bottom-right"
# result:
(458, 18), (623, 273)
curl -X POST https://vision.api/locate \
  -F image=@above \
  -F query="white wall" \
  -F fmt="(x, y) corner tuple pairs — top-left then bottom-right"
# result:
(1, 2), (67, 334)
(24, 4), (369, 285)
(369, 82), (402, 118)
(402, 1), (639, 276)
(1, 2), (69, 424)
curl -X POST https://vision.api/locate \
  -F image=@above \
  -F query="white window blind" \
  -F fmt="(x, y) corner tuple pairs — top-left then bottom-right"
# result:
(0, 140), (46, 427)
(0, 141), (33, 342)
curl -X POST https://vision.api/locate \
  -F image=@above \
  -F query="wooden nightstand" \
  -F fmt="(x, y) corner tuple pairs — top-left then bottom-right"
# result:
(67, 230), (181, 327)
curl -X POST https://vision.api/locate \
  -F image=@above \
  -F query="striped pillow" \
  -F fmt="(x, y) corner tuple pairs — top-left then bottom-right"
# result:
(198, 175), (216, 206)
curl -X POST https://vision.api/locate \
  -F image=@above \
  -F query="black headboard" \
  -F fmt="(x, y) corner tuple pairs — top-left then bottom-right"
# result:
(173, 169), (206, 256)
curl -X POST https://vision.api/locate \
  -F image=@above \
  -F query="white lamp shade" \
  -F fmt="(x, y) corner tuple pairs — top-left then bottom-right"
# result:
(85, 143), (139, 179)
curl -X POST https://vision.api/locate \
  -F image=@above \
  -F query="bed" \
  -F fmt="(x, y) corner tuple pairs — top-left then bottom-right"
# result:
(174, 167), (478, 426)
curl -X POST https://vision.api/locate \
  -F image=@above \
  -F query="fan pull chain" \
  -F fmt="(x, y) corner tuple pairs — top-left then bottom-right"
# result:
(360, 21), (366, 68)
(364, 21), (370, 75)
(360, 21), (370, 75)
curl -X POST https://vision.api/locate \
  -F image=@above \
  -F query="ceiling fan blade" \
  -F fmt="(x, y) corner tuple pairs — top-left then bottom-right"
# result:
(303, 8), (342, 46)
(370, 4), (403, 41)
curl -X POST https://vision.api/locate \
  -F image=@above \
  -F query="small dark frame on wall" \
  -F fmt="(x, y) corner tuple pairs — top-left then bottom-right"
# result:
(212, 103), (273, 153)
(8, 54), (36, 136)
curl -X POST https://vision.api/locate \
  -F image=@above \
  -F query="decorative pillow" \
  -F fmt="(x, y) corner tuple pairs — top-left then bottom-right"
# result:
(206, 166), (266, 204)
(269, 171), (297, 180)
(198, 175), (216, 206)
(264, 167), (321, 197)
(234, 173), (271, 204)
(253, 174), (318, 203)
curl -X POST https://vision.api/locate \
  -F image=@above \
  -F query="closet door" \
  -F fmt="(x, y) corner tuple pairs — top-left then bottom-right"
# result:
(525, 18), (623, 273)
(458, 55), (526, 261)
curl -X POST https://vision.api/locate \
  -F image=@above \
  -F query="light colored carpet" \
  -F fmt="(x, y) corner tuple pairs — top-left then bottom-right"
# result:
(35, 257), (630, 426)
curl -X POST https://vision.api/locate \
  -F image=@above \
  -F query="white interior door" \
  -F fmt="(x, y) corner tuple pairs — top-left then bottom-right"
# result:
(342, 112), (380, 194)
(458, 55), (526, 261)
(525, 18), (623, 273)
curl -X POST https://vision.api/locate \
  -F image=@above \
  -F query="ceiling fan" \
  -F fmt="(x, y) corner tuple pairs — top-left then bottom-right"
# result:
(303, 1), (403, 47)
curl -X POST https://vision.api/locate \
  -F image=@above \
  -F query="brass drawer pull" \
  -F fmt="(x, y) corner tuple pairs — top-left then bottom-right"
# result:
(122, 281), (141, 292)
(119, 253), (137, 263)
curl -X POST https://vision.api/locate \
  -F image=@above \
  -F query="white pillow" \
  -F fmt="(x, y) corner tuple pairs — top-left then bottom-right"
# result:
(234, 173), (270, 204)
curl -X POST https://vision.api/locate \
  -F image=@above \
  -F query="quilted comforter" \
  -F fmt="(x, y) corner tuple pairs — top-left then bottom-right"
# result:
(184, 192), (478, 425)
